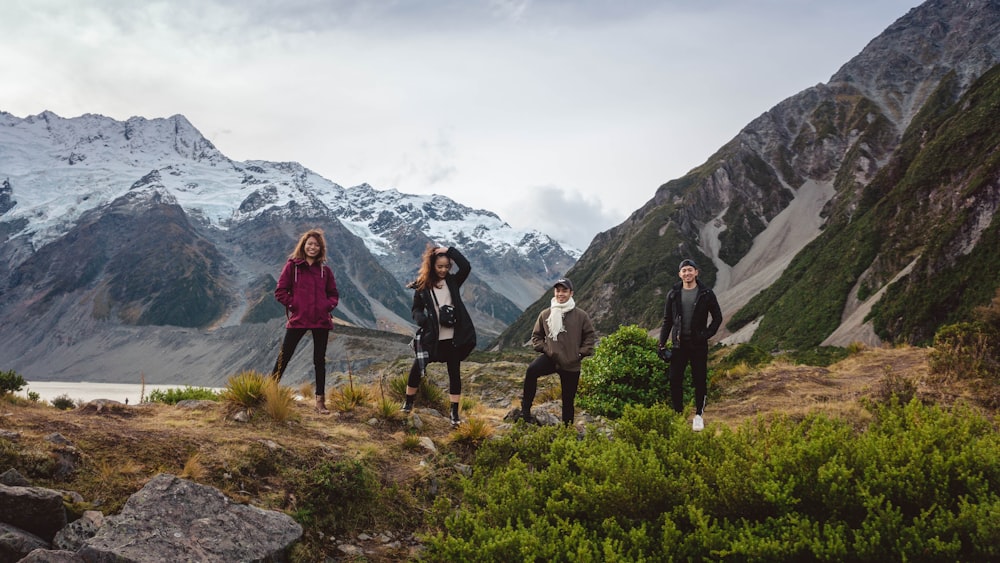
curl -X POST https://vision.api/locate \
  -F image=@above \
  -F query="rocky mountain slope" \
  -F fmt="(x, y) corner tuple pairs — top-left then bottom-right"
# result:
(498, 0), (1000, 350)
(0, 112), (577, 383)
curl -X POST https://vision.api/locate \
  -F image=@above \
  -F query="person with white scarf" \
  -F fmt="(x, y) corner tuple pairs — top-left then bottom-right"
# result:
(521, 278), (596, 425)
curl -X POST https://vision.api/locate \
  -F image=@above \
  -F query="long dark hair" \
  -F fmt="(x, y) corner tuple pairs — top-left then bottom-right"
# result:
(412, 244), (449, 291)
(289, 229), (328, 262)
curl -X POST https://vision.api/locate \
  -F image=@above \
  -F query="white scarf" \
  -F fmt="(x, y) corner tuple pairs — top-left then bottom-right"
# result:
(546, 296), (576, 340)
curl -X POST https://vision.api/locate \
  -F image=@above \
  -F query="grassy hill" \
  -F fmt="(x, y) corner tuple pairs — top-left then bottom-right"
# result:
(2, 342), (998, 561)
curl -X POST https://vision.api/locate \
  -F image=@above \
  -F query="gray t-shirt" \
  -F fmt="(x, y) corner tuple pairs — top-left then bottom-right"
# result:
(681, 287), (698, 336)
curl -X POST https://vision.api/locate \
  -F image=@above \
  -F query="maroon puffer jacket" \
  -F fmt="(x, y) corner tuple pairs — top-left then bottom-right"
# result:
(274, 258), (340, 329)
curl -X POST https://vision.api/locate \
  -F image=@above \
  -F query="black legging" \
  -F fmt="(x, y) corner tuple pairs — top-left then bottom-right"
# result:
(522, 354), (581, 424)
(408, 338), (462, 395)
(272, 328), (330, 395)
(669, 338), (708, 415)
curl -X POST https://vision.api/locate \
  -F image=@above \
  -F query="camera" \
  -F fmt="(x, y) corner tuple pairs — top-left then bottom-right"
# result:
(438, 304), (458, 327)
(658, 347), (672, 362)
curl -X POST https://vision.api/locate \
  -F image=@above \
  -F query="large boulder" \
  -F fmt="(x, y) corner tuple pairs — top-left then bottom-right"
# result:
(17, 549), (85, 562)
(52, 511), (104, 552)
(0, 484), (67, 541)
(0, 521), (50, 562)
(77, 474), (302, 562)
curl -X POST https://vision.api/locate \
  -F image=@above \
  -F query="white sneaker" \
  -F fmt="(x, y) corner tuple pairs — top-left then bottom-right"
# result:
(692, 415), (704, 432)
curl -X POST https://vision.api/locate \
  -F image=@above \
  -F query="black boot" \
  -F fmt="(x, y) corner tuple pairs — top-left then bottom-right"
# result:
(450, 402), (461, 426)
(401, 394), (415, 413)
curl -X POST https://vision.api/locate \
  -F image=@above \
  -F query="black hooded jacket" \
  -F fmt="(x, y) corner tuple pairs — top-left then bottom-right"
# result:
(658, 279), (722, 348)
(411, 247), (477, 360)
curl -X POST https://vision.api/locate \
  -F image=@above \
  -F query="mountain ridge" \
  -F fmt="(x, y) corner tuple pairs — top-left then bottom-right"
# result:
(496, 0), (1000, 350)
(0, 111), (577, 382)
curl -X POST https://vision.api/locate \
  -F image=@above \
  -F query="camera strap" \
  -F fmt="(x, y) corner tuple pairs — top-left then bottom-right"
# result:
(430, 285), (446, 314)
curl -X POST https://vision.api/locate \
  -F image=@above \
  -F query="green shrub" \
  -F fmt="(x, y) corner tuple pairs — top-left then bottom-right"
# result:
(423, 401), (1000, 561)
(51, 394), (76, 410)
(715, 343), (772, 371)
(297, 459), (380, 532)
(146, 386), (220, 404)
(577, 325), (670, 418)
(0, 369), (27, 395)
(930, 321), (999, 381)
(780, 346), (851, 367)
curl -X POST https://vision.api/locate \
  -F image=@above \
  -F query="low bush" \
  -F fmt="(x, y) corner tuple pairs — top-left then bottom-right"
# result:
(423, 401), (1000, 561)
(146, 386), (220, 404)
(51, 394), (76, 410)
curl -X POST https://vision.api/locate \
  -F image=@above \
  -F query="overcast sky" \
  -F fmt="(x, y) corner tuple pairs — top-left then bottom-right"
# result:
(2, 0), (920, 249)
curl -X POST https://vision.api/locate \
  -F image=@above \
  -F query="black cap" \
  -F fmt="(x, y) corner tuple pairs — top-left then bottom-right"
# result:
(679, 259), (699, 270)
(553, 277), (573, 291)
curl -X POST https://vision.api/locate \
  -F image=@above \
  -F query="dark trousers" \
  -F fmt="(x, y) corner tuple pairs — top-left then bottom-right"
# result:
(272, 328), (329, 395)
(408, 339), (462, 395)
(522, 354), (581, 424)
(670, 339), (708, 415)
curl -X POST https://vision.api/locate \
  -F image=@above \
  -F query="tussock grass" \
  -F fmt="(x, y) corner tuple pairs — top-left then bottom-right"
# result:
(451, 417), (493, 446)
(221, 370), (269, 413)
(374, 396), (401, 420)
(261, 382), (299, 423)
(331, 384), (371, 412)
(401, 433), (422, 451)
(180, 453), (207, 480)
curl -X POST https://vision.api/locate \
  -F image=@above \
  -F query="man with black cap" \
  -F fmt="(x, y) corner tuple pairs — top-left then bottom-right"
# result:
(521, 277), (596, 425)
(658, 259), (722, 431)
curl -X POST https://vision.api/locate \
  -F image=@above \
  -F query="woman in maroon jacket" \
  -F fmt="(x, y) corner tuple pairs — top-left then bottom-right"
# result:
(271, 229), (340, 413)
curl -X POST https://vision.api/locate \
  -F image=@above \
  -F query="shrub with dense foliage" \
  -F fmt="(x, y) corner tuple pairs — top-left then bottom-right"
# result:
(0, 369), (27, 396)
(423, 401), (1000, 561)
(930, 288), (1000, 405)
(146, 386), (220, 404)
(578, 324), (671, 419)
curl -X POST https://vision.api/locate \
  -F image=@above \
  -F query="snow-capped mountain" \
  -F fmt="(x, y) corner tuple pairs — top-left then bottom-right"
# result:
(0, 110), (577, 382)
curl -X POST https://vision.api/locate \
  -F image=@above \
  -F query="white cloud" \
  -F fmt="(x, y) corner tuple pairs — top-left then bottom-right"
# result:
(504, 185), (619, 250)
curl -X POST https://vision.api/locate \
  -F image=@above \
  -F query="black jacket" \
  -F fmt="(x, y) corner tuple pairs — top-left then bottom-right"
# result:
(411, 247), (477, 360)
(658, 280), (722, 348)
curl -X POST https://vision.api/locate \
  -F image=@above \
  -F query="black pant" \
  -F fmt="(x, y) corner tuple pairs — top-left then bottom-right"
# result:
(670, 338), (708, 415)
(522, 354), (581, 424)
(272, 328), (329, 395)
(408, 339), (462, 395)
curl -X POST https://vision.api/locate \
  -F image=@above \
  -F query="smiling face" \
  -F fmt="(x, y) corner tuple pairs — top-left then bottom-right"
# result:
(679, 264), (698, 287)
(553, 284), (573, 304)
(304, 236), (322, 259)
(434, 255), (452, 280)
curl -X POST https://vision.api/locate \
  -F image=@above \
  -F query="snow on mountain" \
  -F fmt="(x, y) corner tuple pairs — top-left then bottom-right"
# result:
(0, 110), (579, 262)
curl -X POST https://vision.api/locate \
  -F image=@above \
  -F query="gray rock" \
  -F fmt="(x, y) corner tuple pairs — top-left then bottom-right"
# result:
(0, 429), (19, 441)
(0, 521), (50, 562)
(17, 548), (86, 562)
(0, 468), (30, 487)
(0, 484), (67, 541)
(53, 510), (104, 551)
(174, 400), (218, 410)
(45, 433), (72, 446)
(77, 474), (302, 562)
(417, 437), (436, 454)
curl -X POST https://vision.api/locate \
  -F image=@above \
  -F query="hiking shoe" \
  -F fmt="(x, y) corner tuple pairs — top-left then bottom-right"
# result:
(315, 395), (330, 415)
(450, 414), (462, 427)
(692, 415), (704, 432)
(401, 403), (412, 414)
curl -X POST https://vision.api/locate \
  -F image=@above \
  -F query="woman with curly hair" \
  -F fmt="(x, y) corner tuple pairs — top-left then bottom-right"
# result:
(403, 244), (477, 425)
(271, 229), (340, 414)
